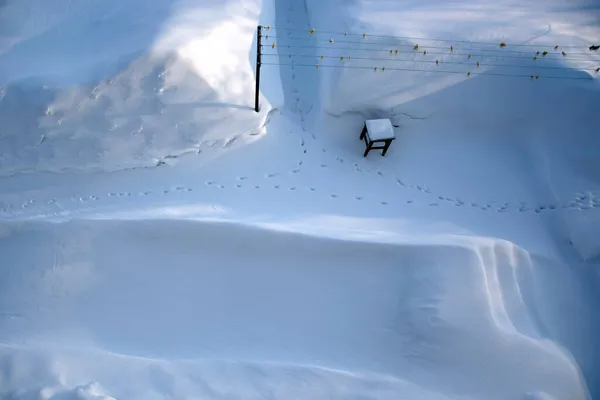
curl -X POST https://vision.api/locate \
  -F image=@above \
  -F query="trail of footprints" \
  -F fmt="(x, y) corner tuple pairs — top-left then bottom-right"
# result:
(1, 120), (598, 216)
(3, 172), (597, 218)
(1, 113), (598, 217)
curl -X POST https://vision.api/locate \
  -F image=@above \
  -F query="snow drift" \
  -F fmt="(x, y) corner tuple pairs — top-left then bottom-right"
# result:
(0, 0), (272, 176)
(0, 219), (591, 399)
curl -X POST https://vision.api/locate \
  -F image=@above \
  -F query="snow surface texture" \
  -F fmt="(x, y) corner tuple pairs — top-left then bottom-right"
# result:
(0, 0), (273, 175)
(1, 0), (600, 399)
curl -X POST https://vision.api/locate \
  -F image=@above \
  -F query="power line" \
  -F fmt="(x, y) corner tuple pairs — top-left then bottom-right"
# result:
(265, 26), (596, 49)
(260, 61), (595, 80)
(261, 44), (600, 63)
(261, 52), (600, 72)
(262, 35), (596, 56)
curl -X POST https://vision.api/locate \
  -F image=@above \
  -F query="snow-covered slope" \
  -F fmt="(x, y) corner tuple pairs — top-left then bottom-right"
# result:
(1, 0), (599, 399)
(0, 219), (591, 399)
(0, 0), (278, 175)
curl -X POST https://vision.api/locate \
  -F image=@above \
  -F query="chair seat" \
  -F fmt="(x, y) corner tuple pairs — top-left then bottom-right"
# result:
(365, 119), (395, 141)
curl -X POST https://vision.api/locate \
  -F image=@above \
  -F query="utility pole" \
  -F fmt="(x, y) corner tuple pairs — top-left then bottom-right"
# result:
(255, 25), (262, 112)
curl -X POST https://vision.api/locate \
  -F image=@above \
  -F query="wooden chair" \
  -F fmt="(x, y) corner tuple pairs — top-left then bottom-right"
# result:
(360, 119), (396, 157)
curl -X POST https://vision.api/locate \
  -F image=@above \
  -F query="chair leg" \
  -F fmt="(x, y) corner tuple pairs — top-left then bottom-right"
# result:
(381, 140), (392, 156)
(360, 125), (367, 140)
(363, 141), (372, 157)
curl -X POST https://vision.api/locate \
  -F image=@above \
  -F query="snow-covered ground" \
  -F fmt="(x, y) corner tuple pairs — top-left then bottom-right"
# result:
(1, 0), (599, 399)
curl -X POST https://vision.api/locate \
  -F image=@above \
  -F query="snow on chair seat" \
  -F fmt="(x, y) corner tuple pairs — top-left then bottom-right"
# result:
(360, 118), (396, 157)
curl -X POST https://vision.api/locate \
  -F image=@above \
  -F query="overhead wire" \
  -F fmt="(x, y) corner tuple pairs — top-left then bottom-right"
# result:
(260, 52), (600, 72)
(259, 61), (595, 80)
(263, 35), (596, 56)
(258, 25), (600, 79)
(260, 43), (600, 63)
(264, 26), (597, 49)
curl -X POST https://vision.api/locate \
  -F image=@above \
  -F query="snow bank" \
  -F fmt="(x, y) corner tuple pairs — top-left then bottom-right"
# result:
(0, 219), (591, 399)
(296, 0), (600, 210)
(0, 0), (273, 175)
(301, 0), (600, 259)
(312, 0), (600, 115)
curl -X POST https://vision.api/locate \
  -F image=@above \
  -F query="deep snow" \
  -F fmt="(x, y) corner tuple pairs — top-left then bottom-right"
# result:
(1, 0), (600, 399)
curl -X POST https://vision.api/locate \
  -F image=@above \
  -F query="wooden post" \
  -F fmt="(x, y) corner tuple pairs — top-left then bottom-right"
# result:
(255, 25), (262, 112)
